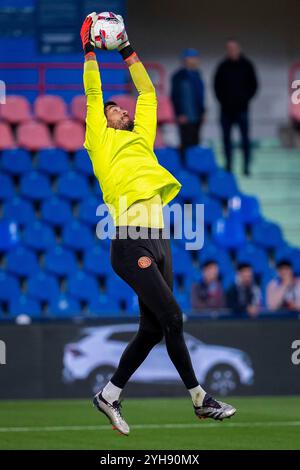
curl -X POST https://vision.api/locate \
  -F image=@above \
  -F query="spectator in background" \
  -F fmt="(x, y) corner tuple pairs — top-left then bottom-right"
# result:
(227, 263), (261, 317)
(191, 260), (225, 311)
(267, 260), (300, 312)
(214, 39), (258, 176)
(171, 48), (206, 159)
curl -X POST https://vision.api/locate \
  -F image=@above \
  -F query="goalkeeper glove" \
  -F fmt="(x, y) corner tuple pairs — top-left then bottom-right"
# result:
(80, 13), (97, 55)
(115, 15), (135, 60)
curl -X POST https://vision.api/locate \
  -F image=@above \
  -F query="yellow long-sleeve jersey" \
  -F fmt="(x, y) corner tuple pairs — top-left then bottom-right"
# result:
(83, 59), (181, 225)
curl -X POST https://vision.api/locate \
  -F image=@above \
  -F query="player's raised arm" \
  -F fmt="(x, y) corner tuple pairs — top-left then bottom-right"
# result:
(117, 27), (157, 148)
(80, 14), (108, 150)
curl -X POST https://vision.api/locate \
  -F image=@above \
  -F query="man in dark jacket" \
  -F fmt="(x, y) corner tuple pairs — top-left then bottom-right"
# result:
(171, 48), (206, 158)
(226, 263), (261, 317)
(214, 39), (258, 175)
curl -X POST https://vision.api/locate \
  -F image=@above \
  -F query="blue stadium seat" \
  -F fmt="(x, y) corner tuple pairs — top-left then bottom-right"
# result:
(198, 242), (234, 277)
(3, 197), (35, 226)
(155, 147), (182, 175)
(173, 285), (191, 311)
(57, 171), (90, 201)
(1, 149), (32, 175)
(67, 271), (99, 302)
(49, 295), (81, 317)
(0, 221), (19, 252)
(208, 170), (239, 200)
(78, 197), (102, 226)
(236, 243), (269, 275)
(84, 246), (112, 276)
(0, 272), (20, 302)
(0, 174), (14, 200)
(202, 195), (223, 226)
(177, 170), (203, 201)
(44, 247), (77, 277)
(252, 220), (285, 250)
(20, 171), (52, 201)
(36, 148), (69, 175)
(74, 149), (94, 176)
(212, 217), (246, 249)
(88, 295), (121, 316)
(186, 146), (217, 176)
(6, 246), (39, 277)
(9, 295), (41, 318)
(23, 222), (56, 251)
(171, 243), (193, 276)
(41, 196), (72, 226)
(27, 271), (60, 302)
(62, 221), (94, 251)
(228, 194), (261, 224)
(106, 275), (135, 306)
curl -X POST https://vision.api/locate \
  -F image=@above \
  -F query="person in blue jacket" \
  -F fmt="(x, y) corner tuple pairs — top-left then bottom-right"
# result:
(171, 48), (206, 158)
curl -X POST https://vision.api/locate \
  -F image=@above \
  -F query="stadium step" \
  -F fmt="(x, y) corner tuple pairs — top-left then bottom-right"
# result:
(215, 145), (300, 247)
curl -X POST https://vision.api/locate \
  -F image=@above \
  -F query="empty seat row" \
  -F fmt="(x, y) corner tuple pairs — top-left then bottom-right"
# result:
(0, 94), (175, 125)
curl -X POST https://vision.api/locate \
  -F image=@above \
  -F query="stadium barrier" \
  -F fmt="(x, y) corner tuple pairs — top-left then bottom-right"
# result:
(0, 318), (299, 399)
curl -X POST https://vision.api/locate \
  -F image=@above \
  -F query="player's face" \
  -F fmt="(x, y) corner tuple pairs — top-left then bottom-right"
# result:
(105, 105), (134, 131)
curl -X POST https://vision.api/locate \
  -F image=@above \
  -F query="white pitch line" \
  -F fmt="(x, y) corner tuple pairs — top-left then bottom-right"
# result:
(0, 421), (300, 433)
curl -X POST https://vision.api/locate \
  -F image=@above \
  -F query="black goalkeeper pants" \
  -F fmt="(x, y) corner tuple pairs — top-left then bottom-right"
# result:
(109, 227), (199, 390)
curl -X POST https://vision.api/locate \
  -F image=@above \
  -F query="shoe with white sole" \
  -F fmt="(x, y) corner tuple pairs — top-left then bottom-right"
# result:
(194, 393), (236, 421)
(93, 391), (130, 436)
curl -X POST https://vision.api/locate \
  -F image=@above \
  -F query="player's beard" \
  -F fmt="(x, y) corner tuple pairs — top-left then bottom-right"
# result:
(116, 116), (134, 131)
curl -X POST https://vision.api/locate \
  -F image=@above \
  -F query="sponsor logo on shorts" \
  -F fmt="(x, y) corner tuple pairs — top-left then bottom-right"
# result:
(138, 256), (152, 269)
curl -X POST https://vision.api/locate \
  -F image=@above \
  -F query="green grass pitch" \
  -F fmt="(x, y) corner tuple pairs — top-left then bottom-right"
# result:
(0, 396), (299, 450)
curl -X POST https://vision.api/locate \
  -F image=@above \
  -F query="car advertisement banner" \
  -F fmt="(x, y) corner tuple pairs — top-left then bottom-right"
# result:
(0, 319), (299, 399)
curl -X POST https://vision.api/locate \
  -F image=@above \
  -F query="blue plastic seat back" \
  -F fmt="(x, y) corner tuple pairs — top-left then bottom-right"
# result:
(0, 174), (14, 200)
(27, 271), (60, 302)
(155, 147), (182, 175)
(9, 295), (41, 318)
(44, 246), (77, 276)
(228, 194), (261, 224)
(41, 196), (72, 226)
(3, 198), (35, 226)
(49, 295), (81, 317)
(1, 149), (32, 175)
(212, 217), (246, 249)
(186, 146), (217, 176)
(62, 221), (94, 251)
(208, 170), (239, 200)
(67, 271), (99, 302)
(88, 295), (121, 316)
(84, 246), (112, 276)
(74, 149), (94, 176)
(177, 170), (203, 201)
(57, 171), (90, 201)
(23, 222), (55, 251)
(7, 246), (39, 277)
(20, 171), (52, 201)
(0, 221), (19, 251)
(236, 243), (269, 275)
(0, 272), (20, 302)
(36, 148), (69, 175)
(252, 220), (284, 249)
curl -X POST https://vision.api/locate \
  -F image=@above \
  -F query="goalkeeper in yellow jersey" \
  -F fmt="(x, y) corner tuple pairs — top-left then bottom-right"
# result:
(80, 14), (236, 436)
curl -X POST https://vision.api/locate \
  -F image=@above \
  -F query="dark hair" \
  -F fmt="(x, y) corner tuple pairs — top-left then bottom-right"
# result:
(202, 259), (217, 268)
(237, 262), (252, 271)
(276, 259), (292, 269)
(104, 101), (117, 115)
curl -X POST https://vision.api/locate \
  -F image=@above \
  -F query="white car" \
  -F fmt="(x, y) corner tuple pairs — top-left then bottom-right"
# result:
(63, 324), (254, 396)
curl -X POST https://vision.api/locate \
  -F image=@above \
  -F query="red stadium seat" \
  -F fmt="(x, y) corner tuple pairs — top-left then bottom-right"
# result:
(0, 95), (31, 124)
(17, 120), (53, 151)
(71, 95), (86, 122)
(109, 94), (136, 119)
(157, 95), (175, 124)
(54, 120), (85, 152)
(154, 126), (165, 149)
(0, 122), (16, 149)
(34, 95), (68, 124)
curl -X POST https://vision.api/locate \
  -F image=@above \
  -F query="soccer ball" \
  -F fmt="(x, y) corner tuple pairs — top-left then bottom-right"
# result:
(91, 12), (126, 50)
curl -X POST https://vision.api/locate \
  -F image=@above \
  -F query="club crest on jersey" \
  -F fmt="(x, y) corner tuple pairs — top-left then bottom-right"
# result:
(138, 256), (152, 269)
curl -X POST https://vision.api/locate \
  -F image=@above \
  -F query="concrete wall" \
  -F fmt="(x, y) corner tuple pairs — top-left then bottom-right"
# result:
(127, 0), (300, 139)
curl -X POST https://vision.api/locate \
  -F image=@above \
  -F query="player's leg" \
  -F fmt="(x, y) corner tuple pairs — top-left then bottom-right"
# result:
(220, 109), (233, 172)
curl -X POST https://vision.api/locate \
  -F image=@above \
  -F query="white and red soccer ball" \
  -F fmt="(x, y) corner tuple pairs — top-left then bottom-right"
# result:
(91, 12), (126, 50)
